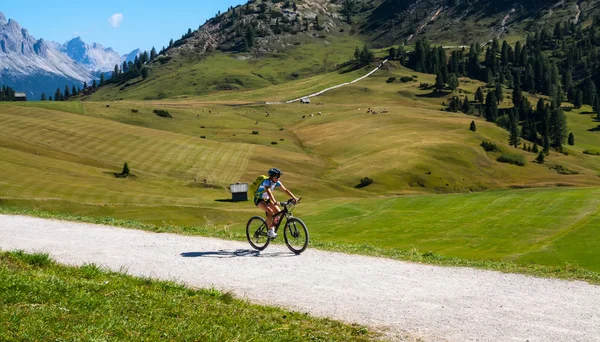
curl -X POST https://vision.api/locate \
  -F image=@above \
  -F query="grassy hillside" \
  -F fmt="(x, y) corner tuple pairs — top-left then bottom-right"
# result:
(2, 65), (600, 275)
(0, 251), (374, 341)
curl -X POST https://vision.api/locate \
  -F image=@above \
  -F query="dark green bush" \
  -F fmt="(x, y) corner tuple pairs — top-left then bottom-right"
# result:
(497, 154), (526, 166)
(481, 141), (500, 152)
(153, 109), (172, 118)
(399, 76), (413, 82)
(386, 77), (396, 83)
(355, 177), (374, 188)
(131, 109), (139, 113)
(252, 131), (259, 135)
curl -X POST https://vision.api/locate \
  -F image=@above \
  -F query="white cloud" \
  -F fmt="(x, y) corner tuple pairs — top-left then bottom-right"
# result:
(108, 13), (123, 28)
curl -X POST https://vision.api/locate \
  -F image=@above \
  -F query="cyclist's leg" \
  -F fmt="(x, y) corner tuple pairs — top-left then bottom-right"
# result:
(257, 200), (274, 229)
(266, 201), (282, 228)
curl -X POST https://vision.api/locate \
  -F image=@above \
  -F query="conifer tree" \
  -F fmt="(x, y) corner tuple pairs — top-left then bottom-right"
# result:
(536, 151), (545, 163)
(463, 95), (471, 114)
(568, 132), (575, 146)
(469, 120), (476, 132)
(448, 73), (459, 91)
(475, 87), (484, 104)
(485, 91), (498, 122)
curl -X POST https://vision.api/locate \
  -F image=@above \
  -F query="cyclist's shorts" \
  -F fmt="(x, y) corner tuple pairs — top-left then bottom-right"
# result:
(254, 197), (271, 206)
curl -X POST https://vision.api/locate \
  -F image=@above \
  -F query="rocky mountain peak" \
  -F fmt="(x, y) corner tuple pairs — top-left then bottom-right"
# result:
(0, 12), (7, 25)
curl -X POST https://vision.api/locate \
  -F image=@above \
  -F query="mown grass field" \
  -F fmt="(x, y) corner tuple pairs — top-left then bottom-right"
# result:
(2, 61), (600, 278)
(0, 250), (374, 341)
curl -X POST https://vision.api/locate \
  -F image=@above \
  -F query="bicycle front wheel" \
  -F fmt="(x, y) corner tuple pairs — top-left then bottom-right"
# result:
(283, 218), (309, 255)
(246, 216), (270, 251)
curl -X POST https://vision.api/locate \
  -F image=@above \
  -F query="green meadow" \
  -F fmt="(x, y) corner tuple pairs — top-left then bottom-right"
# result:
(2, 62), (600, 279)
(0, 251), (374, 341)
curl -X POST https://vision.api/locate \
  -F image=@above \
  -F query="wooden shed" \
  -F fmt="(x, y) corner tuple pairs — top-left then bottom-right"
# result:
(230, 183), (248, 202)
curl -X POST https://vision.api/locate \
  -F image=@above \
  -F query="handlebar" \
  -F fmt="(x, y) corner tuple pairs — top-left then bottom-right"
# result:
(280, 197), (302, 207)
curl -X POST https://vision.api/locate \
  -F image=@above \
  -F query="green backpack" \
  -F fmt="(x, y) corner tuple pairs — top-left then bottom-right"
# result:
(249, 175), (269, 197)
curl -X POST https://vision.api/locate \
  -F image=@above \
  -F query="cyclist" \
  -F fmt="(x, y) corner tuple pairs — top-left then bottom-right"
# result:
(254, 168), (298, 238)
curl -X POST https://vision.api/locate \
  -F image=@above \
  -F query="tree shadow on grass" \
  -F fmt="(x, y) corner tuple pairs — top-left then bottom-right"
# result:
(181, 249), (295, 258)
(416, 90), (451, 98)
(588, 125), (600, 132)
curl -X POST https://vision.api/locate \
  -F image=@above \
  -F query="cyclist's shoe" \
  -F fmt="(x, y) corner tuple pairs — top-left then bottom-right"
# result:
(267, 229), (278, 238)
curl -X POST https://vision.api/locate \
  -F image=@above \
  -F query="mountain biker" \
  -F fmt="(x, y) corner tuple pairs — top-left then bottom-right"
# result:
(254, 168), (298, 238)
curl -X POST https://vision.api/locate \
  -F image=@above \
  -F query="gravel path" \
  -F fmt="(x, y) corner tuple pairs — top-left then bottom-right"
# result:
(2, 214), (600, 342)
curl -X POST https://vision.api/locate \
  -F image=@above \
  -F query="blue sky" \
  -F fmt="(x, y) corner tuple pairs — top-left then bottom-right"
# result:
(2, 0), (245, 55)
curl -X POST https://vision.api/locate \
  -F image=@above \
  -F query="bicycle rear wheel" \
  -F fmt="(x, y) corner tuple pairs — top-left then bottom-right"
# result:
(246, 216), (270, 251)
(283, 218), (309, 255)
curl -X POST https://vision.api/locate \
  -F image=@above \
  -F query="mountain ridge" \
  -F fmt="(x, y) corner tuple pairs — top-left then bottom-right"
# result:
(0, 11), (140, 99)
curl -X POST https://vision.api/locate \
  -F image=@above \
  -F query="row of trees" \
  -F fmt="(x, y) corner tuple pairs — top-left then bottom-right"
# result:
(0, 85), (17, 101)
(40, 80), (100, 101)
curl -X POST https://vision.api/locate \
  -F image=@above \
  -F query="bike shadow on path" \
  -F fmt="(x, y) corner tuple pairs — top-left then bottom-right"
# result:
(180, 249), (295, 258)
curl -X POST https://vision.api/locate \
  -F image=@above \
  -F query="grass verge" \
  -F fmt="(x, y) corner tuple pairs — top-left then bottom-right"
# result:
(2, 206), (599, 285)
(0, 250), (375, 341)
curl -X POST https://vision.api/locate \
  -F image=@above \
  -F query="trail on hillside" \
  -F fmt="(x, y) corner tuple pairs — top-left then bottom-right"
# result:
(266, 59), (388, 105)
(2, 215), (600, 342)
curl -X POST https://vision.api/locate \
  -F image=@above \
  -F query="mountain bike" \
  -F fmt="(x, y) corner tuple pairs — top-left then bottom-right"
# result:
(246, 198), (309, 255)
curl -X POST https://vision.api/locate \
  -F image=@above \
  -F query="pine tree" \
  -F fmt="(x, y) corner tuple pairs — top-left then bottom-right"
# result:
(122, 162), (130, 176)
(509, 114), (521, 147)
(568, 132), (575, 146)
(64, 85), (70, 98)
(40, 93), (46, 101)
(485, 91), (498, 122)
(448, 73), (459, 91)
(574, 89), (583, 109)
(495, 83), (503, 104)
(83, 81), (88, 89)
(532, 142), (539, 153)
(354, 46), (361, 61)
(469, 120), (476, 132)
(142, 67), (149, 79)
(463, 95), (471, 114)
(536, 151), (545, 163)
(475, 87), (484, 104)
(435, 72), (445, 91)
(72, 85), (77, 96)
(150, 47), (157, 60)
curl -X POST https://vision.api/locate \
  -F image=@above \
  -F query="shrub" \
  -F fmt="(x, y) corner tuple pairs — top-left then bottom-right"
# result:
(153, 109), (172, 118)
(271, 141), (278, 145)
(252, 131), (259, 135)
(583, 150), (600, 156)
(497, 153), (525, 166)
(550, 164), (579, 175)
(355, 177), (374, 188)
(536, 152), (545, 163)
(200, 136), (206, 139)
(399, 76), (413, 83)
(279, 127), (285, 131)
(122, 162), (130, 176)
(419, 83), (430, 89)
(291, 72), (299, 78)
(131, 109), (139, 113)
(480, 141), (499, 152)
(386, 77), (396, 83)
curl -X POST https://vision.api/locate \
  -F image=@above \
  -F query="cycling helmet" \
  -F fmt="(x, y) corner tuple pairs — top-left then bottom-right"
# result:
(268, 168), (283, 177)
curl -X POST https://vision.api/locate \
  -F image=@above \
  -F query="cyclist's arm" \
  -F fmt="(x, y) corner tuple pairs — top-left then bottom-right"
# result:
(266, 188), (277, 204)
(279, 184), (298, 202)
